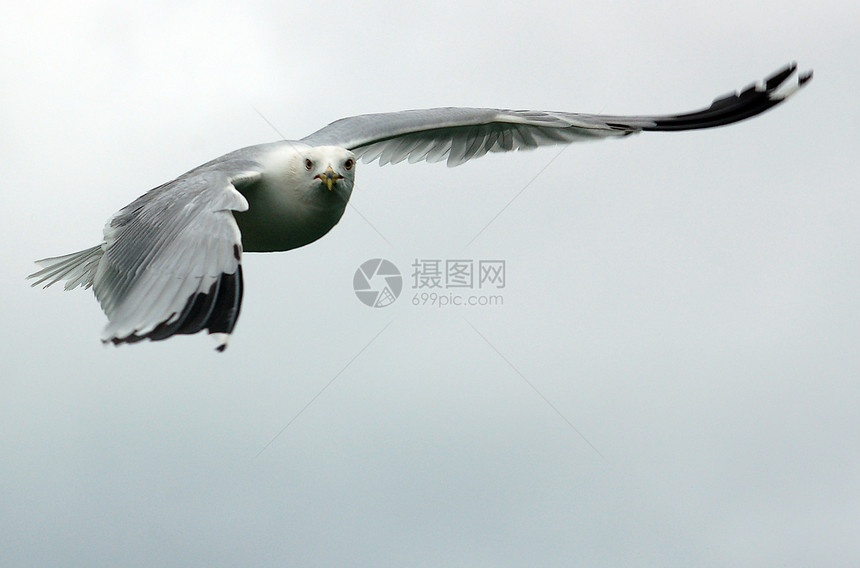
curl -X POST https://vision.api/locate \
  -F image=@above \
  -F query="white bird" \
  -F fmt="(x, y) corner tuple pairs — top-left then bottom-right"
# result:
(29, 63), (812, 351)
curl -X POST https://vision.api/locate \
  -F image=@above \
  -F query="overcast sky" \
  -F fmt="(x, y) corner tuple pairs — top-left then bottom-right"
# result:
(2, 1), (858, 566)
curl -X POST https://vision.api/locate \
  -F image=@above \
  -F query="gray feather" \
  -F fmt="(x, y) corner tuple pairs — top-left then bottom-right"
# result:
(301, 63), (811, 167)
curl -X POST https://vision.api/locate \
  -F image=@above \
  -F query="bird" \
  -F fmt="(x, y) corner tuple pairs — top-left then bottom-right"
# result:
(28, 63), (812, 351)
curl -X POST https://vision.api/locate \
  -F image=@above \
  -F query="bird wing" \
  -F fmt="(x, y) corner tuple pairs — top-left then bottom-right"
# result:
(95, 159), (262, 350)
(301, 63), (811, 167)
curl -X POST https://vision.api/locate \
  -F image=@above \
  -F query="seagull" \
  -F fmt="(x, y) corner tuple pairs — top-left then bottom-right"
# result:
(29, 63), (812, 351)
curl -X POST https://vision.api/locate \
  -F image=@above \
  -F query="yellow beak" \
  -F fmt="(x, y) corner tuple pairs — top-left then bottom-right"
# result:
(316, 165), (342, 191)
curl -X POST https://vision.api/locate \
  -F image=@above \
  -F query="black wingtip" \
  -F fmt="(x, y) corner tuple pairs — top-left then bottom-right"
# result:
(764, 62), (797, 90)
(644, 62), (812, 132)
(106, 267), (244, 348)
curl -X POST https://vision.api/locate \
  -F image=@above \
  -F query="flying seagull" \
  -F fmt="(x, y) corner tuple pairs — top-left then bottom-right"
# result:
(29, 63), (812, 351)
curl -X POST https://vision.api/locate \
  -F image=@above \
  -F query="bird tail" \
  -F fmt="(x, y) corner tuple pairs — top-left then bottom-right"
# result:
(27, 245), (103, 290)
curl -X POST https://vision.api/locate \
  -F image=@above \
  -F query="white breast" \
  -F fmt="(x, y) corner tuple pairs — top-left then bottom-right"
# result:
(233, 144), (355, 253)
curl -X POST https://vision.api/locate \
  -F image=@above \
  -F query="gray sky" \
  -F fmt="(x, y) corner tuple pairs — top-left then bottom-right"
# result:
(2, 1), (858, 566)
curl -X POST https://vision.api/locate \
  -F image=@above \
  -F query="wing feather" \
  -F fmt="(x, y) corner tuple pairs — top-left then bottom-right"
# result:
(301, 63), (811, 167)
(90, 161), (260, 349)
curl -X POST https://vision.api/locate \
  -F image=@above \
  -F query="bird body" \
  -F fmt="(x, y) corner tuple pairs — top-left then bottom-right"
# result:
(28, 63), (812, 350)
(231, 144), (356, 252)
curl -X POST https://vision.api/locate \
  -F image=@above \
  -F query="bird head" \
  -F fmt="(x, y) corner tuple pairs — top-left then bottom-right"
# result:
(301, 146), (356, 199)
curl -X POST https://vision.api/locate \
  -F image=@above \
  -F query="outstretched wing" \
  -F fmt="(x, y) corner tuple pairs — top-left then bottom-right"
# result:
(95, 162), (262, 351)
(301, 63), (811, 167)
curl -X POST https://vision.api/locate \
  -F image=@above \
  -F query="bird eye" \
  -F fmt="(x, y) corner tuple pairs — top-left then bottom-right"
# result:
(344, 158), (354, 170)
(305, 158), (313, 170)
